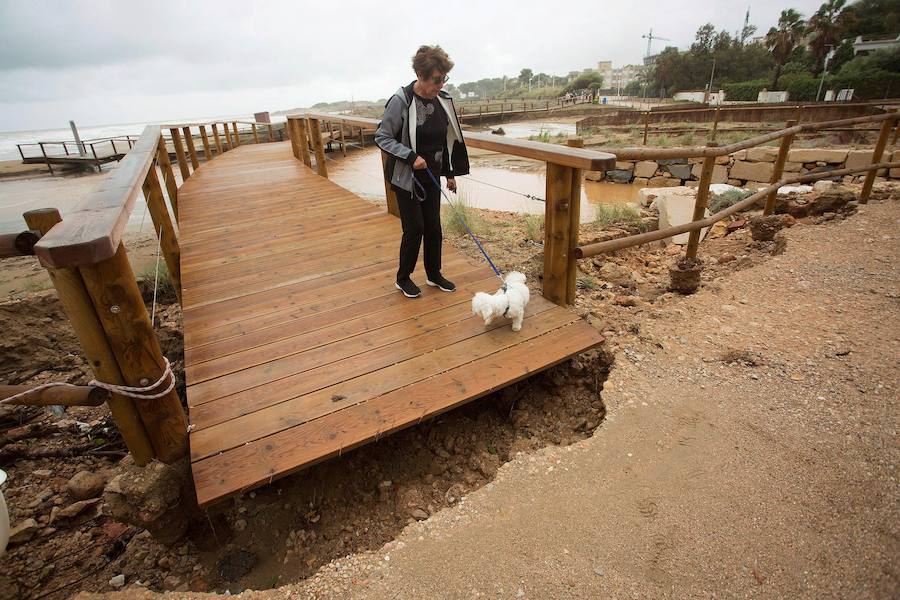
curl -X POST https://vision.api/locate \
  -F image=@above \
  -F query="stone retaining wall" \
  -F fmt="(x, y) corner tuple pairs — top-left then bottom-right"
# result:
(586, 147), (900, 189)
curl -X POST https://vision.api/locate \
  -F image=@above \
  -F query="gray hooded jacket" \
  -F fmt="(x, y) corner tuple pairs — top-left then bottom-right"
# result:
(375, 84), (470, 194)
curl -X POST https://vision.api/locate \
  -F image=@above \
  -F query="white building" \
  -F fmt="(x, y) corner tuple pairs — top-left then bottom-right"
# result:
(596, 61), (645, 91)
(853, 34), (900, 55)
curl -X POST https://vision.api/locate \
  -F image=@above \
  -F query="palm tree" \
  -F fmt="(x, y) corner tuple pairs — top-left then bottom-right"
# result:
(765, 9), (806, 89)
(808, 0), (849, 73)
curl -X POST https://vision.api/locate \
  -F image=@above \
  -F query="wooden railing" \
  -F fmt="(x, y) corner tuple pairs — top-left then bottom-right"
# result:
(577, 110), (900, 262)
(3, 115), (284, 466)
(17, 135), (138, 161)
(285, 112), (616, 306)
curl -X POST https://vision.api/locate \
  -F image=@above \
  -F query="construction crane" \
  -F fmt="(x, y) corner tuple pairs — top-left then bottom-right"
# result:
(642, 28), (672, 57)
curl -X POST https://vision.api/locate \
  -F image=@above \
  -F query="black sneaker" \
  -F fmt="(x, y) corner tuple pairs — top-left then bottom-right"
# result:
(395, 278), (421, 298)
(426, 273), (456, 292)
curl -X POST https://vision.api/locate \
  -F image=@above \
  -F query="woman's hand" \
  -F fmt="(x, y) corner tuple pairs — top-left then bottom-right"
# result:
(447, 178), (457, 193)
(413, 156), (427, 170)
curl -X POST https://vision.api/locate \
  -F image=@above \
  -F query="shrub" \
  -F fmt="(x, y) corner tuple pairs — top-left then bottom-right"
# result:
(522, 212), (544, 242)
(709, 188), (753, 213)
(594, 203), (641, 227)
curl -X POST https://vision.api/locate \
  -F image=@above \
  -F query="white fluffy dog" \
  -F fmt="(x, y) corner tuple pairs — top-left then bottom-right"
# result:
(471, 271), (530, 332)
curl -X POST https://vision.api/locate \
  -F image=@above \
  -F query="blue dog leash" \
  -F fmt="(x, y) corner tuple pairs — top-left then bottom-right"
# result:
(414, 168), (504, 282)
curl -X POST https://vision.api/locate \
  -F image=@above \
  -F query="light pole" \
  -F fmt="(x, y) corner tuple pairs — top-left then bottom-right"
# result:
(816, 46), (836, 102)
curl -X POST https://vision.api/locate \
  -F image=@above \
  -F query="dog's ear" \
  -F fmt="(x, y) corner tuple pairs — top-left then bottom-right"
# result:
(506, 271), (526, 284)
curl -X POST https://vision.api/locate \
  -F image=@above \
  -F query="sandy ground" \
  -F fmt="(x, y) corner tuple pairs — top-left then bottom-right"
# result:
(67, 197), (899, 598)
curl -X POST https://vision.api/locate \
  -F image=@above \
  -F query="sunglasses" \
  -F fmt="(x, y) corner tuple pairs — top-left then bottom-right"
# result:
(430, 74), (449, 84)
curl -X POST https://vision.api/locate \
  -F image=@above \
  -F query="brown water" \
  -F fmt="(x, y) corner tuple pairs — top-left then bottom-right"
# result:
(327, 147), (642, 223)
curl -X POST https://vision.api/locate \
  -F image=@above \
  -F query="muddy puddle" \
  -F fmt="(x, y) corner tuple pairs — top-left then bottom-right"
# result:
(327, 147), (641, 223)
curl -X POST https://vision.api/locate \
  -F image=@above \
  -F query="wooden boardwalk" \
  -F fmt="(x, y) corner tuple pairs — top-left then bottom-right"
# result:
(179, 142), (604, 507)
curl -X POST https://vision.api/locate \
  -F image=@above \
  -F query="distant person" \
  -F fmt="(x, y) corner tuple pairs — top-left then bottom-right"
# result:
(375, 44), (470, 298)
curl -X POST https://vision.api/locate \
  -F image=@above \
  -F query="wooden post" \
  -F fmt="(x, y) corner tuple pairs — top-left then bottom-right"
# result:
(308, 117), (328, 177)
(231, 122), (240, 146)
(211, 123), (224, 154)
(296, 118), (312, 167)
(339, 124), (347, 157)
(142, 166), (182, 304)
(685, 153), (716, 259)
(359, 126), (365, 148)
(892, 119), (900, 146)
(288, 119), (301, 160)
(860, 112), (896, 204)
(709, 107), (721, 142)
(267, 123), (275, 142)
(380, 151), (400, 217)
(643, 113), (650, 145)
(155, 137), (179, 222)
(764, 120), (797, 215)
(199, 125), (212, 161)
(79, 244), (188, 464)
(169, 128), (191, 180)
(23, 209), (155, 466)
(251, 123), (260, 144)
(544, 162), (574, 306)
(565, 139), (584, 305)
(182, 126), (199, 170)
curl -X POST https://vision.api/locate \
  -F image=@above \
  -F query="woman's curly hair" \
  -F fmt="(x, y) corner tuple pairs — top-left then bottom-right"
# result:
(412, 45), (454, 77)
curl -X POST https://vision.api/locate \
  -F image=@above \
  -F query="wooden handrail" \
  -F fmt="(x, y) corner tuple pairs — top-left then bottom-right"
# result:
(291, 113), (617, 171)
(33, 125), (160, 268)
(576, 160), (900, 258)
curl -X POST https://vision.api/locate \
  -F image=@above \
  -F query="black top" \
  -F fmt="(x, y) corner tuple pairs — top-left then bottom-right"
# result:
(412, 90), (448, 180)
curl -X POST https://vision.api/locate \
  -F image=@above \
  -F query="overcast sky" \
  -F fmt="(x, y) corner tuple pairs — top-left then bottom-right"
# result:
(1, 0), (829, 132)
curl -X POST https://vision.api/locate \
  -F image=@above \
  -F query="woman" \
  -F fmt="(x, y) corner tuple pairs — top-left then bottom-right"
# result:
(375, 45), (470, 298)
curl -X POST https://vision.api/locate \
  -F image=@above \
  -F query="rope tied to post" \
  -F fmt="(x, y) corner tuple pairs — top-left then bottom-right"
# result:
(88, 357), (176, 401)
(1, 358), (177, 405)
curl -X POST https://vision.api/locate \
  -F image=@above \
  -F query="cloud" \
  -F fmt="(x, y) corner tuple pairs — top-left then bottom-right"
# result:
(0, 0), (828, 131)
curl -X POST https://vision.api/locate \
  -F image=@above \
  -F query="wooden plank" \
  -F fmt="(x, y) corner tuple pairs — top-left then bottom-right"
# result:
(199, 125), (213, 161)
(211, 124), (223, 154)
(543, 162), (573, 306)
(191, 321), (603, 506)
(155, 137), (179, 222)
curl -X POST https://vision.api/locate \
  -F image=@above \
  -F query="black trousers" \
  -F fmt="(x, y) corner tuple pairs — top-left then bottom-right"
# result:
(395, 180), (442, 282)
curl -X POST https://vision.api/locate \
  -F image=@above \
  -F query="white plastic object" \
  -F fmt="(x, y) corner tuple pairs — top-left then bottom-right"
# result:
(0, 469), (8, 556)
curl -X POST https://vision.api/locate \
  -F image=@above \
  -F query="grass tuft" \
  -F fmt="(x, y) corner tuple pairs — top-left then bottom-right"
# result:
(441, 190), (486, 237)
(593, 203), (641, 227)
(522, 212), (544, 242)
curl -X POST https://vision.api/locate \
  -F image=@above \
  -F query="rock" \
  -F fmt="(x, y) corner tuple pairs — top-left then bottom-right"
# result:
(632, 177), (649, 186)
(163, 575), (182, 590)
(787, 148), (849, 164)
(647, 176), (681, 187)
(730, 160), (774, 183)
(615, 161), (634, 171)
(715, 155), (731, 165)
(653, 188), (711, 244)
(584, 170), (604, 182)
(56, 498), (101, 521)
(109, 574), (125, 589)
(657, 158), (687, 166)
(605, 169), (634, 183)
(490, 127), (505, 135)
(783, 161), (802, 172)
(771, 231), (788, 255)
(104, 458), (194, 545)
(634, 161), (658, 178)
(598, 262), (635, 288)
(748, 215), (786, 241)
(665, 164), (693, 180)
(67, 471), (107, 500)
(844, 149), (874, 171)
(411, 508), (429, 521)
(776, 185), (813, 196)
(32, 469), (53, 478)
(726, 219), (746, 233)
(233, 519), (247, 532)
(218, 549), (257, 582)
(690, 163), (728, 183)
(9, 518), (39, 544)
(746, 147), (779, 162)
(717, 253), (737, 264)
(613, 295), (638, 307)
